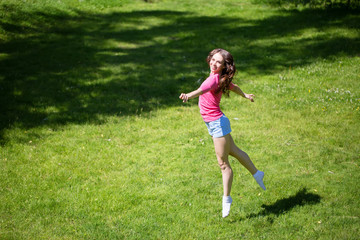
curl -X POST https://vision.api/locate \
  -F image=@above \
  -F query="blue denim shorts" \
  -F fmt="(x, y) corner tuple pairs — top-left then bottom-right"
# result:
(205, 115), (232, 138)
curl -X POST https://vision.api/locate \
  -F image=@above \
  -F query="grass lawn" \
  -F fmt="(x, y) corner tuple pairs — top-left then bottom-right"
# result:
(1, 0), (359, 239)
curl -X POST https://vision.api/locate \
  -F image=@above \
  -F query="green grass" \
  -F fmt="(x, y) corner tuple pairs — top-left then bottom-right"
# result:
(1, 0), (359, 239)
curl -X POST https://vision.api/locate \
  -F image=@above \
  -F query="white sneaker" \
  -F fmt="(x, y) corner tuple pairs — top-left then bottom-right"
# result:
(222, 196), (232, 218)
(253, 170), (266, 191)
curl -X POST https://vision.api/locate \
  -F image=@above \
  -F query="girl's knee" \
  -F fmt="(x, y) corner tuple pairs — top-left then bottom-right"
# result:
(217, 155), (227, 166)
(218, 161), (232, 172)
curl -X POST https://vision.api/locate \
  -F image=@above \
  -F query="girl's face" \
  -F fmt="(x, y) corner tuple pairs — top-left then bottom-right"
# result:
(210, 52), (225, 74)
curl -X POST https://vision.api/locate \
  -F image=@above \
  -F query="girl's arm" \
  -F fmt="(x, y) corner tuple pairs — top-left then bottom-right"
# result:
(230, 84), (255, 102)
(179, 88), (203, 102)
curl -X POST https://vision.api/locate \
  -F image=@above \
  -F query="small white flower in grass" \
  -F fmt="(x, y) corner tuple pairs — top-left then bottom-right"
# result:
(233, 118), (239, 120)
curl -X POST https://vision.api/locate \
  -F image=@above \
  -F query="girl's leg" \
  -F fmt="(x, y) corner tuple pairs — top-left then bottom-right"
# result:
(228, 134), (257, 175)
(213, 134), (233, 196)
(228, 134), (266, 190)
(213, 134), (233, 217)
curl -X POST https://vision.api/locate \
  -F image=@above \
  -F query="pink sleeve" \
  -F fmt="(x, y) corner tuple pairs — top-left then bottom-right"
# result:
(200, 75), (218, 93)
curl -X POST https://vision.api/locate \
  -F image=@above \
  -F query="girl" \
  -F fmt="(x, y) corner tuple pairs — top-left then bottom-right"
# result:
(179, 48), (266, 218)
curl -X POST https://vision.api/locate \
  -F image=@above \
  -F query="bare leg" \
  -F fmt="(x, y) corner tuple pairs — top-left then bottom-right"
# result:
(228, 134), (266, 190)
(213, 134), (234, 217)
(213, 135), (233, 196)
(228, 134), (258, 175)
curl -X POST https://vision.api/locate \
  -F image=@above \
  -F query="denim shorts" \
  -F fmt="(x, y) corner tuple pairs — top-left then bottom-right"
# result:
(205, 115), (232, 138)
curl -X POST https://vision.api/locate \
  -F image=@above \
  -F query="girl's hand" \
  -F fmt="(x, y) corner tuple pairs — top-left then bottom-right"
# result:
(179, 93), (189, 102)
(245, 93), (255, 102)
(179, 89), (202, 102)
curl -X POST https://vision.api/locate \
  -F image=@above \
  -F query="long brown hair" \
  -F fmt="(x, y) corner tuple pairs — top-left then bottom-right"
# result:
(206, 48), (236, 95)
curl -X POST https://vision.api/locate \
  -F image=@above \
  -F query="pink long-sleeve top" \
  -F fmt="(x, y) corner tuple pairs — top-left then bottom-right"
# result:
(199, 73), (234, 122)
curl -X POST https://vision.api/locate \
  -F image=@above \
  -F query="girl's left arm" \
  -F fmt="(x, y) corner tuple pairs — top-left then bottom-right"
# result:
(230, 84), (255, 102)
(179, 88), (203, 102)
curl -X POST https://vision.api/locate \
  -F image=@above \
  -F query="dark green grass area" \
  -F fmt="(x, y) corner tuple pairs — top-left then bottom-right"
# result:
(246, 188), (321, 219)
(1, 2), (359, 139)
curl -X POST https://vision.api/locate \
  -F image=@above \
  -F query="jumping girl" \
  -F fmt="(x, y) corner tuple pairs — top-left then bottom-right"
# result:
(179, 48), (266, 218)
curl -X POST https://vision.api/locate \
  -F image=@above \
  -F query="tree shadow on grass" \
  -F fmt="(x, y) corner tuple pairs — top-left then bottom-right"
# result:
(0, 3), (359, 143)
(242, 188), (321, 222)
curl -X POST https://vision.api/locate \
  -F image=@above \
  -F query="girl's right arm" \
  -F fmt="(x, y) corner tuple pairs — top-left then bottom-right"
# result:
(231, 84), (255, 102)
(179, 88), (203, 102)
